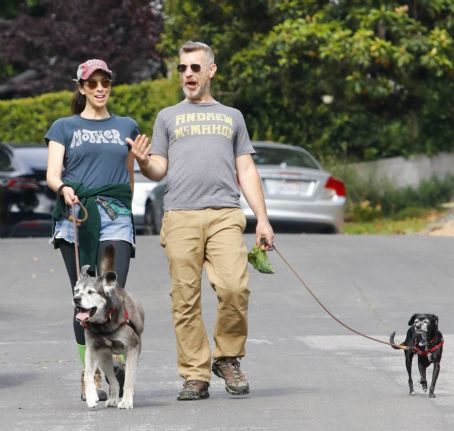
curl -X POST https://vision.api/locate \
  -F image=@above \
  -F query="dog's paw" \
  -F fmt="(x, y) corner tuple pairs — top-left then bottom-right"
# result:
(409, 391), (415, 396)
(105, 397), (119, 408)
(117, 397), (133, 409)
(429, 392), (436, 398)
(86, 399), (98, 409)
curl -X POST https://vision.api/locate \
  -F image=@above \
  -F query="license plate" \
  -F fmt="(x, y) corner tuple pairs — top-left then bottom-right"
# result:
(265, 179), (312, 196)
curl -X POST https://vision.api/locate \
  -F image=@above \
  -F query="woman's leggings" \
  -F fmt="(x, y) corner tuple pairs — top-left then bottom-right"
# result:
(57, 239), (132, 345)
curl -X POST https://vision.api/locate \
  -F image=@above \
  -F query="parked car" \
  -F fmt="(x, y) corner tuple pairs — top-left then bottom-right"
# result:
(1, 142), (344, 237)
(0, 143), (55, 238)
(242, 141), (346, 233)
(0, 144), (159, 238)
(140, 141), (346, 234)
(132, 162), (161, 235)
(134, 176), (166, 235)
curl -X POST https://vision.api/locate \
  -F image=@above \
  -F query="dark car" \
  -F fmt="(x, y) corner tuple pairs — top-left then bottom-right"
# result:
(0, 144), (55, 238)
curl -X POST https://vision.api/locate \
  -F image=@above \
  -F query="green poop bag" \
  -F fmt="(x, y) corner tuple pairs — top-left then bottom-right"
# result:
(248, 245), (275, 274)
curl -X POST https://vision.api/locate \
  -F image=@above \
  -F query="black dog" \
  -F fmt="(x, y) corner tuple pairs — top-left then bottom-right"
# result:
(390, 313), (443, 398)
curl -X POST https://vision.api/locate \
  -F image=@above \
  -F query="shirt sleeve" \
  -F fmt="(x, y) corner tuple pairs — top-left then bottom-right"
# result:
(150, 113), (169, 158)
(233, 110), (255, 157)
(129, 118), (140, 145)
(132, 119), (140, 140)
(44, 118), (66, 147)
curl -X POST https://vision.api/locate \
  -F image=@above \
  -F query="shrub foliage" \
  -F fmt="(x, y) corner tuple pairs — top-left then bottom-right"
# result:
(0, 77), (181, 144)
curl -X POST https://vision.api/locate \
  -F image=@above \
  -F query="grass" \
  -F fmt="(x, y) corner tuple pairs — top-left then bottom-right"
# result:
(343, 209), (446, 235)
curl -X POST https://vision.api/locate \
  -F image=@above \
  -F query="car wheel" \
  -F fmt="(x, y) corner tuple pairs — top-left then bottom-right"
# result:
(143, 201), (157, 235)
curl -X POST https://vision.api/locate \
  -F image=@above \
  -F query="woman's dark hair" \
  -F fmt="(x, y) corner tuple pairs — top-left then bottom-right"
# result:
(71, 85), (86, 115)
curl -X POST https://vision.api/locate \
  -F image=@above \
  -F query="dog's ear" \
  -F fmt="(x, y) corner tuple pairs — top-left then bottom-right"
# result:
(433, 314), (439, 326)
(79, 265), (93, 279)
(101, 271), (118, 295)
(408, 314), (418, 326)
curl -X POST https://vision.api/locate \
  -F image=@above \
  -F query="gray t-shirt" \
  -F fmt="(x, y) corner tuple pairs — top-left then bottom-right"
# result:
(151, 101), (255, 210)
(45, 114), (139, 188)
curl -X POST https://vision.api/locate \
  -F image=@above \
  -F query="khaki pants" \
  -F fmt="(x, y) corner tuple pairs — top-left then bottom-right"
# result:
(160, 208), (250, 382)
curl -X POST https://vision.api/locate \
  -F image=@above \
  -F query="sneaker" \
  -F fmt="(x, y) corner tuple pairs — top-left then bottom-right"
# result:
(212, 357), (250, 395)
(177, 380), (210, 401)
(81, 369), (107, 401)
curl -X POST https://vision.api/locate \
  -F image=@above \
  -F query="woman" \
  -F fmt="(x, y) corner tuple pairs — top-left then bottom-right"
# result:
(46, 59), (142, 400)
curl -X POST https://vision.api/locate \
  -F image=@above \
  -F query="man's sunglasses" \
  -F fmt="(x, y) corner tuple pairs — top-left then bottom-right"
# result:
(84, 78), (112, 89)
(176, 64), (202, 73)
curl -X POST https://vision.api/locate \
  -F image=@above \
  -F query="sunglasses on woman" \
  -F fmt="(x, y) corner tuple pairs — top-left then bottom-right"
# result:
(176, 64), (202, 73)
(84, 78), (112, 89)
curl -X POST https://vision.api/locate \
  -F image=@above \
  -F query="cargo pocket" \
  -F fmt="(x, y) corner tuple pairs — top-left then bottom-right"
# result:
(160, 211), (169, 247)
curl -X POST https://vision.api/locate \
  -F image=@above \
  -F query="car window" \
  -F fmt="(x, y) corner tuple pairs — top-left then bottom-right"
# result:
(0, 146), (14, 171)
(14, 148), (48, 170)
(252, 147), (320, 169)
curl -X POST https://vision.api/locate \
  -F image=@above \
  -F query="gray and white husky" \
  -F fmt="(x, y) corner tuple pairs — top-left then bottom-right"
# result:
(73, 245), (144, 409)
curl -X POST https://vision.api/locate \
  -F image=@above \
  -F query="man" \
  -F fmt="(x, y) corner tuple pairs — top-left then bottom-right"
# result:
(128, 41), (274, 400)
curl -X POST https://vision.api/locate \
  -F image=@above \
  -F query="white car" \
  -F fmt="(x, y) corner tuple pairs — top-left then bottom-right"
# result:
(132, 163), (159, 235)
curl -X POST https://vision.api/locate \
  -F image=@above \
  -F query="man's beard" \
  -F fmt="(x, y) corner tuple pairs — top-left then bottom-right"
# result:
(183, 80), (209, 101)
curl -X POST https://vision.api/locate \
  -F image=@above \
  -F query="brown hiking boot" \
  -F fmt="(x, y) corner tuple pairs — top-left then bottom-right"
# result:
(81, 369), (107, 401)
(212, 357), (250, 395)
(177, 380), (210, 401)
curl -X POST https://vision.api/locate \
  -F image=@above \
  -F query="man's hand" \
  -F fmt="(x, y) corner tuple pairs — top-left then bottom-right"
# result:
(256, 219), (274, 251)
(127, 135), (150, 167)
(127, 135), (168, 181)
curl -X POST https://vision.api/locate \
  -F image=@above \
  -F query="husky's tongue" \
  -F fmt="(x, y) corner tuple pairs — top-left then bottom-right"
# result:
(76, 310), (91, 322)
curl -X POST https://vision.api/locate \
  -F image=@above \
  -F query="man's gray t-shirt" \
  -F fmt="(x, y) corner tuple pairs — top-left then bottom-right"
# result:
(45, 114), (139, 188)
(151, 101), (255, 210)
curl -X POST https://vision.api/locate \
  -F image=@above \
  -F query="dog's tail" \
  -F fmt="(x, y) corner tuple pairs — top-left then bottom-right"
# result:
(100, 244), (115, 274)
(390, 331), (407, 350)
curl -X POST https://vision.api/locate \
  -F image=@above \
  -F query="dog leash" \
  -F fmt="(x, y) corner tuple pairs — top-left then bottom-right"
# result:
(272, 243), (409, 351)
(69, 202), (88, 279)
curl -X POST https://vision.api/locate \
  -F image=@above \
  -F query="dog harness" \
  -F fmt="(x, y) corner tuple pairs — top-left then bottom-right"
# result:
(412, 337), (444, 356)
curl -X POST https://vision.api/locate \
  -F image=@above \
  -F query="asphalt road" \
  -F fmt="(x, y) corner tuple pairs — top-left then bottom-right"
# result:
(1, 234), (453, 431)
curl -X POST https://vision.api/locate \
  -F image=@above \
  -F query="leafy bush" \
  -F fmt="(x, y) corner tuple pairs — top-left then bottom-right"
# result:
(330, 165), (454, 222)
(162, 1), (454, 162)
(343, 216), (432, 235)
(393, 207), (429, 221)
(0, 77), (180, 145)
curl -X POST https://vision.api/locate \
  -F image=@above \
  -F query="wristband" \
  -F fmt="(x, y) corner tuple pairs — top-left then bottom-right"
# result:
(57, 183), (70, 195)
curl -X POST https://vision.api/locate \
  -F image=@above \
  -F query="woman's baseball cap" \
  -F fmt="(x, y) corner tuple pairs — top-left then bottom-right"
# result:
(75, 59), (112, 82)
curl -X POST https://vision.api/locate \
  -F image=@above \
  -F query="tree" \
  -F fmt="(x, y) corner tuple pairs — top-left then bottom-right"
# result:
(0, 0), (164, 98)
(161, 1), (454, 161)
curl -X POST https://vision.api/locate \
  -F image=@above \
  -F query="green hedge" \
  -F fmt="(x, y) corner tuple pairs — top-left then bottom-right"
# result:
(329, 163), (454, 222)
(0, 77), (181, 145)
